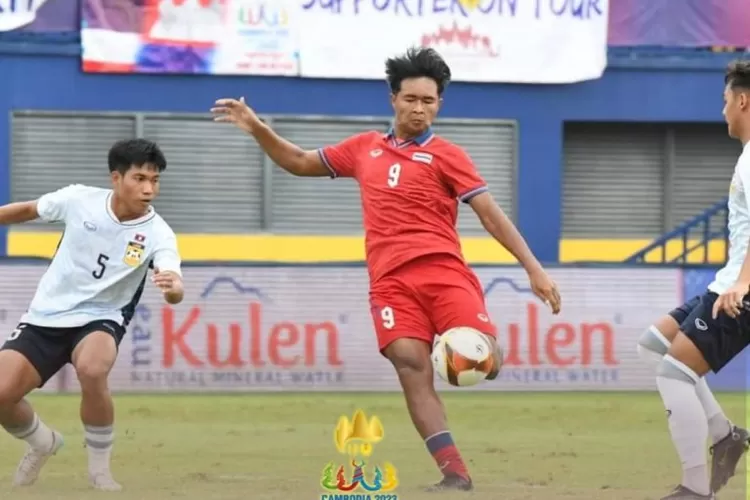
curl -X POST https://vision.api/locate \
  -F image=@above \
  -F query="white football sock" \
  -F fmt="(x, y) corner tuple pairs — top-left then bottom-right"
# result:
(640, 326), (733, 444)
(656, 360), (710, 496)
(84, 425), (114, 475)
(4, 413), (55, 452)
(695, 378), (733, 443)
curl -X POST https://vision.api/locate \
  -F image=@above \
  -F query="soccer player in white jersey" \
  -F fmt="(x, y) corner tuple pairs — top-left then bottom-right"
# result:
(0, 139), (183, 491)
(636, 61), (750, 499)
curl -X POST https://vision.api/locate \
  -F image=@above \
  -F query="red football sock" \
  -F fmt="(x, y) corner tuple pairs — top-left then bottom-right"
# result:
(425, 431), (470, 480)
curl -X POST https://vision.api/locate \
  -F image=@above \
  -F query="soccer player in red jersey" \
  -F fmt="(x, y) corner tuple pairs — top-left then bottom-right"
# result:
(212, 47), (561, 492)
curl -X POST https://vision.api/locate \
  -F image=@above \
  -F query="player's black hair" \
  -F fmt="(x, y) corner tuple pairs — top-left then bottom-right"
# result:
(725, 60), (750, 90)
(108, 138), (167, 174)
(385, 47), (452, 96)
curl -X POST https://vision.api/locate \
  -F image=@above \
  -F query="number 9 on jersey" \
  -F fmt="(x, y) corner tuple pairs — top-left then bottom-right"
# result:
(387, 163), (401, 188)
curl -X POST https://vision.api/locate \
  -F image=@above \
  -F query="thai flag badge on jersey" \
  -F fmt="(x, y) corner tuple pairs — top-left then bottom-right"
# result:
(412, 152), (433, 165)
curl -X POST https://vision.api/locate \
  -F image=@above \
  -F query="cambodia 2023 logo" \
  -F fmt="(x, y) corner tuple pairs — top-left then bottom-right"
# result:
(320, 410), (398, 500)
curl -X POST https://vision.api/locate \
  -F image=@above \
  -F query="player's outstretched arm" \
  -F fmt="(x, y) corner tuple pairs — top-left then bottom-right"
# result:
(469, 192), (561, 313)
(0, 201), (40, 225)
(211, 97), (329, 177)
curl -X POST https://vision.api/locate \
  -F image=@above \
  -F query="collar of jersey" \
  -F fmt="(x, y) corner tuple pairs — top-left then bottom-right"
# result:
(105, 191), (155, 226)
(384, 127), (434, 148)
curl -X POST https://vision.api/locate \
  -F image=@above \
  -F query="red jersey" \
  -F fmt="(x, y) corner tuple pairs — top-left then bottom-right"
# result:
(319, 128), (489, 283)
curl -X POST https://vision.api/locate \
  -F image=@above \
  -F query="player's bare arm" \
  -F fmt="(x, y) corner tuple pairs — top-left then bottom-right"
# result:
(211, 97), (329, 177)
(469, 191), (561, 314)
(152, 269), (184, 305)
(0, 200), (40, 224)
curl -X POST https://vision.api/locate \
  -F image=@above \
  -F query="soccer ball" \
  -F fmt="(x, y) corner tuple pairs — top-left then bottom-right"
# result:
(431, 327), (498, 387)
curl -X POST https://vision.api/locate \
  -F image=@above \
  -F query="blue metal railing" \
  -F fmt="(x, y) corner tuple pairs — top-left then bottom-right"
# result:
(625, 198), (729, 264)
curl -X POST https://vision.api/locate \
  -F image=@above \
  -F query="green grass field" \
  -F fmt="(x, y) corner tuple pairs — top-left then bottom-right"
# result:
(0, 392), (745, 500)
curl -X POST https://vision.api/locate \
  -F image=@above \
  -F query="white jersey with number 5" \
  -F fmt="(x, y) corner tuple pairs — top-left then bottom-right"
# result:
(709, 142), (750, 295)
(20, 184), (182, 328)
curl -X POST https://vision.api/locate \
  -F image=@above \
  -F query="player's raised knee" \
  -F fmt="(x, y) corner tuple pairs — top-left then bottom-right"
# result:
(657, 354), (699, 384)
(637, 325), (669, 362)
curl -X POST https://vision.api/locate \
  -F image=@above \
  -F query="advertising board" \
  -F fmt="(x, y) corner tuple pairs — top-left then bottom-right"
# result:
(0, 264), (681, 393)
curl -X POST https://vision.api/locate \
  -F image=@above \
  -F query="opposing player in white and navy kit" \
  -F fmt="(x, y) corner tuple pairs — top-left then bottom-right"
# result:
(0, 139), (183, 491)
(637, 61), (750, 500)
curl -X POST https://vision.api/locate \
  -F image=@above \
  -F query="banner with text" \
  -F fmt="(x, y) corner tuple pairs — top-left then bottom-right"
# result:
(81, 0), (299, 75)
(298, 0), (609, 84)
(0, 264), (678, 393)
(81, 0), (608, 83)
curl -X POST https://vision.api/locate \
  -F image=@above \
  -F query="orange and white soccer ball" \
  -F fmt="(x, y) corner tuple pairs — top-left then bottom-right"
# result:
(432, 327), (498, 387)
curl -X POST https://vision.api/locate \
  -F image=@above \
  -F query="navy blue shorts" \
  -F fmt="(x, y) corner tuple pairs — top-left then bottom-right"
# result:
(668, 295), (701, 325)
(0, 320), (125, 387)
(668, 292), (750, 373)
